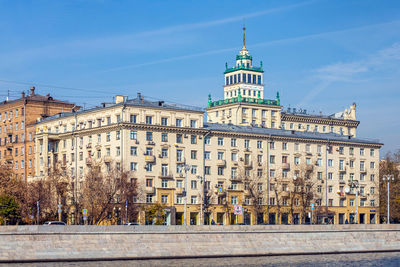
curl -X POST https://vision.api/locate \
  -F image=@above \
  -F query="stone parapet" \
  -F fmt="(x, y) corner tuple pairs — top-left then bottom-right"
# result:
(0, 225), (399, 263)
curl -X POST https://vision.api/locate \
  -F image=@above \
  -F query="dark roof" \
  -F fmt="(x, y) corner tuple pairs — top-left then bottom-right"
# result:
(125, 96), (204, 112)
(1, 94), (73, 106)
(38, 95), (203, 123)
(204, 123), (382, 145)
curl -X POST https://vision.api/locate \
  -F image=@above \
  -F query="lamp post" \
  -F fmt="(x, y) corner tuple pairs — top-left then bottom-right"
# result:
(349, 180), (359, 224)
(383, 174), (395, 224)
(183, 163), (191, 226)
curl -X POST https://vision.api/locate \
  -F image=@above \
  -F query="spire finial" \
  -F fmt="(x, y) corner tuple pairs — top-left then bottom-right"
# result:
(242, 25), (246, 49)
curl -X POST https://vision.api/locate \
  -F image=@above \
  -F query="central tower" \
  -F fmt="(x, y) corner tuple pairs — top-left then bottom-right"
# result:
(223, 27), (264, 100)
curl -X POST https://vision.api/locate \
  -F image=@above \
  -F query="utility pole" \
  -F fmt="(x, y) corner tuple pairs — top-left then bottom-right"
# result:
(383, 175), (395, 224)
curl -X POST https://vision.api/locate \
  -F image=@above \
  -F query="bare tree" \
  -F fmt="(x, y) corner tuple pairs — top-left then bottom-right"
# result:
(78, 160), (138, 225)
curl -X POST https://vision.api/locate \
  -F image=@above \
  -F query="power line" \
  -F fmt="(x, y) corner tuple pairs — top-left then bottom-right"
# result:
(0, 79), (113, 95)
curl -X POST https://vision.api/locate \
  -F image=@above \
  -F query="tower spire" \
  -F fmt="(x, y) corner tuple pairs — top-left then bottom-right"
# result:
(242, 25), (246, 49)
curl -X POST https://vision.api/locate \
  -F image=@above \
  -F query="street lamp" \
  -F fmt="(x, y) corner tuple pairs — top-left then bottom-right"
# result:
(183, 163), (191, 226)
(349, 180), (359, 224)
(383, 174), (395, 224)
(197, 175), (206, 225)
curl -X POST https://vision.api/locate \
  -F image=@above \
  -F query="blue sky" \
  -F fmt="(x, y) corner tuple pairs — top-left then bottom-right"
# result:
(0, 0), (399, 155)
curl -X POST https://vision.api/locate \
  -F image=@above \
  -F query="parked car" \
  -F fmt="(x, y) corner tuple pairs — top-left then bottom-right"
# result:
(123, 222), (139, 225)
(43, 221), (66, 225)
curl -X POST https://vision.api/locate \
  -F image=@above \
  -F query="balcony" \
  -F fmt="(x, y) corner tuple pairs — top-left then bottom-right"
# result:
(217, 160), (226, 167)
(282, 163), (290, 170)
(176, 188), (184, 194)
(281, 191), (290, 197)
(145, 155), (156, 162)
(244, 161), (252, 168)
(5, 155), (13, 162)
(86, 143), (92, 149)
(6, 142), (13, 148)
(104, 156), (112, 162)
(227, 185), (242, 191)
(230, 175), (241, 182)
(176, 158), (184, 164)
(306, 165), (313, 171)
(159, 172), (174, 179)
(145, 187), (156, 194)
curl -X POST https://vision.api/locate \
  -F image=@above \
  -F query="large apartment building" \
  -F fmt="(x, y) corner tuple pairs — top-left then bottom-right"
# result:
(0, 87), (77, 181)
(33, 29), (383, 225)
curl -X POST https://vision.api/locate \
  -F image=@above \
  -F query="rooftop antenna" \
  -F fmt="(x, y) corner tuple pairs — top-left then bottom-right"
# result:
(6, 89), (9, 101)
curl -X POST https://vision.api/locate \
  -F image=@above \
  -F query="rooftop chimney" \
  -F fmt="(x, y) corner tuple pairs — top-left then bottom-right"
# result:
(21, 91), (25, 98)
(30, 86), (35, 96)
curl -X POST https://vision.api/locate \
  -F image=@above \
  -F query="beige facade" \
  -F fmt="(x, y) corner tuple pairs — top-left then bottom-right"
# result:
(34, 93), (382, 225)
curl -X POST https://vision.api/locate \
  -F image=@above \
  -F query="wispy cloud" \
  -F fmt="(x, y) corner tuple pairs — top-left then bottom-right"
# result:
(98, 19), (400, 73)
(296, 42), (400, 107)
(0, 1), (314, 66)
(315, 43), (400, 82)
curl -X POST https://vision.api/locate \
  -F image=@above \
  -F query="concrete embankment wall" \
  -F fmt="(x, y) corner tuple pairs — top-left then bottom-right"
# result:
(0, 225), (400, 263)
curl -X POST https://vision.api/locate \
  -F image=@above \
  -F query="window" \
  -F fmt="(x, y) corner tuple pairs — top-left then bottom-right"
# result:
(146, 132), (153, 141)
(217, 152), (224, 160)
(244, 139), (250, 149)
(360, 161), (365, 171)
(370, 174), (375, 181)
(176, 150), (183, 162)
(254, 141), (262, 150)
(130, 162), (137, 171)
(370, 149), (375, 157)
(130, 114), (137, 123)
(146, 195), (153, 203)
(161, 195), (168, 204)
(146, 116), (153, 124)
(176, 195), (183, 204)
(360, 148), (365, 156)
(161, 179), (168, 188)
(204, 136), (210, 145)
(106, 132), (111, 142)
(145, 163), (153, 172)
(231, 152), (238, 162)
(130, 146), (137, 156)
(328, 159), (333, 167)
(328, 199), (333, 206)
(107, 117), (111, 125)
(116, 146), (121, 156)
(370, 162), (375, 169)
(116, 131), (120, 141)
(176, 180), (183, 188)
(146, 178), (153, 187)
(231, 196), (238, 205)
(270, 169), (275, 177)
(191, 165), (197, 174)
(190, 120), (197, 128)
(176, 134), (183, 143)
(218, 137), (224, 146)
(161, 117), (168, 126)
(294, 157), (300, 165)
(191, 196), (197, 204)
(231, 138), (237, 147)
(231, 168), (237, 179)
(176, 118), (182, 127)
(349, 199), (354, 206)
(190, 135), (197, 144)
(130, 130), (137, 140)
(328, 186), (333, 193)
(328, 173), (333, 180)
(218, 167), (224, 175)
(370, 187), (375, 194)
